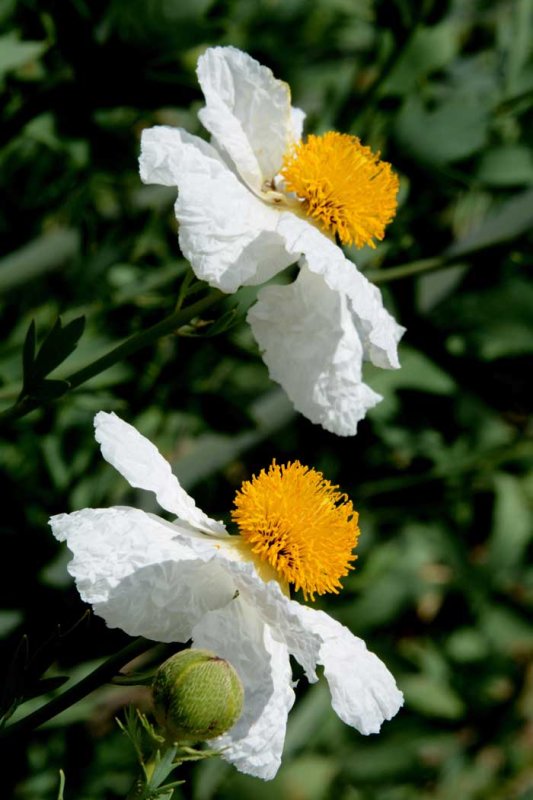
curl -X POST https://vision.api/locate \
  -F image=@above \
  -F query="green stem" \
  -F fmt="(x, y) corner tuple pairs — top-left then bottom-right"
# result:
(0, 289), (223, 425)
(174, 269), (196, 312)
(1, 636), (154, 740)
(365, 255), (447, 284)
(126, 776), (147, 800)
(67, 289), (222, 391)
(126, 746), (180, 800)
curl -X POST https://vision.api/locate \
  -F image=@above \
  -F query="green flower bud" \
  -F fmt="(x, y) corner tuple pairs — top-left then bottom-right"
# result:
(152, 649), (244, 742)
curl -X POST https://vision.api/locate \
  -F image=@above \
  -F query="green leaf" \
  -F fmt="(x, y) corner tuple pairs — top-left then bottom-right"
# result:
(503, 0), (533, 97)
(0, 229), (79, 293)
(417, 264), (467, 313)
(0, 635), (29, 723)
(116, 706), (146, 765)
(284, 683), (333, 757)
(22, 320), (36, 386)
(0, 610), (23, 637)
(395, 94), (489, 164)
(0, 33), (48, 81)
(32, 317), (86, 381)
(477, 146), (533, 187)
(368, 345), (456, 421)
(433, 276), (533, 360)
(24, 676), (69, 700)
(400, 674), (466, 719)
(152, 783), (183, 799)
(447, 188), (533, 257)
(446, 628), (490, 663)
(148, 746), (179, 790)
(278, 756), (338, 800)
(27, 317), (63, 383)
(382, 21), (460, 96)
(488, 474), (532, 578)
(28, 379), (70, 402)
(481, 606), (533, 655)
(173, 390), (294, 490)
(347, 571), (412, 627)
(21, 317), (87, 396)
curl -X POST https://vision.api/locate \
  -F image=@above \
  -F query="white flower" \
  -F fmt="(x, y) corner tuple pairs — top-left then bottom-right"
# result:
(139, 46), (405, 437)
(50, 412), (403, 780)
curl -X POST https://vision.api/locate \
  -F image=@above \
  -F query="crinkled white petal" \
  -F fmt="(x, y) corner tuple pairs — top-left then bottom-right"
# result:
(139, 124), (225, 187)
(248, 267), (382, 436)
(140, 126), (294, 292)
(192, 596), (294, 780)
(293, 606), (404, 735)
(197, 46), (293, 191)
(291, 107), (306, 142)
(49, 507), (237, 642)
(94, 411), (226, 535)
(214, 560), (403, 736)
(276, 213), (405, 369)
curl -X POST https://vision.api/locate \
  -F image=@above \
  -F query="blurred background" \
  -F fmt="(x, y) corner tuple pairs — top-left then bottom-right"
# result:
(1, 0), (532, 798)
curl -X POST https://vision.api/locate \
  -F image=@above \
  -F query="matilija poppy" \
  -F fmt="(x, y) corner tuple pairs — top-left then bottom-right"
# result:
(50, 412), (403, 779)
(139, 46), (405, 437)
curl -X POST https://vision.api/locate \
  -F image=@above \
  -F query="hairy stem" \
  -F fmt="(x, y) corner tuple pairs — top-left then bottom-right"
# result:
(66, 289), (222, 391)
(0, 289), (223, 425)
(2, 636), (154, 740)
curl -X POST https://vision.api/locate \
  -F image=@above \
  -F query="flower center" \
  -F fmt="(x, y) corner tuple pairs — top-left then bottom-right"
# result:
(280, 131), (399, 248)
(231, 461), (359, 601)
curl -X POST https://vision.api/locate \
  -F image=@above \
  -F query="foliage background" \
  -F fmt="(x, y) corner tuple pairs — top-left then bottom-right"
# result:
(1, 0), (532, 797)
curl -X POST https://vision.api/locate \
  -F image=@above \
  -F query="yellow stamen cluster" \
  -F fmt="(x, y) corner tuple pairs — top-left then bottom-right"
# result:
(281, 131), (399, 249)
(232, 461), (359, 601)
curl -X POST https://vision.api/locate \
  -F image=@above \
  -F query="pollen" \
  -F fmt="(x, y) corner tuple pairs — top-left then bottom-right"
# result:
(281, 131), (399, 249)
(232, 461), (359, 601)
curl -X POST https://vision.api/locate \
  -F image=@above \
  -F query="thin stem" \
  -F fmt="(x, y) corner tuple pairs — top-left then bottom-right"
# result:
(2, 636), (154, 740)
(174, 269), (196, 312)
(67, 289), (222, 391)
(0, 289), (223, 425)
(126, 745), (180, 800)
(126, 776), (147, 800)
(365, 256), (447, 284)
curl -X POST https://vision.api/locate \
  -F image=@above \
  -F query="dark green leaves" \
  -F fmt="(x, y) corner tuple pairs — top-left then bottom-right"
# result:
(20, 316), (85, 402)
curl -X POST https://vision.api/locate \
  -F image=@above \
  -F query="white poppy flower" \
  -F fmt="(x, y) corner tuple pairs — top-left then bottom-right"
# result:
(50, 412), (403, 780)
(139, 46), (405, 437)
